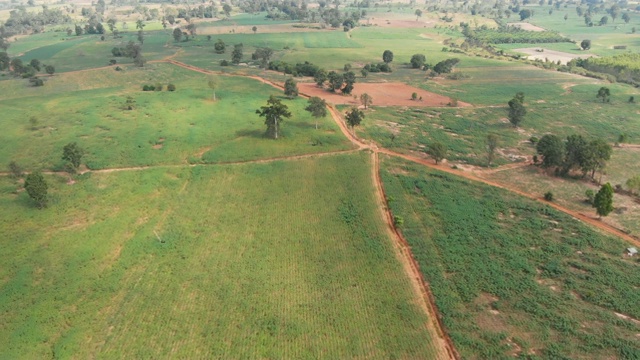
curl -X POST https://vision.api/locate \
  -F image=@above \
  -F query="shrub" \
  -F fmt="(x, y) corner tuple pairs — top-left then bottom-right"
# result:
(109, 59), (117, 65)
(393, 215), (404, 227)
(585, 190), (595, 204)
(154, 83), (163, 91)
(544, 192), (554, 201)
(220, 60), (230, 66)
(167, 83), (176, 91)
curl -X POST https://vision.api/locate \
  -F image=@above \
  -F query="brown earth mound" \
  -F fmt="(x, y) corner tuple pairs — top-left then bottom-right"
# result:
(299, 82), (470, 107)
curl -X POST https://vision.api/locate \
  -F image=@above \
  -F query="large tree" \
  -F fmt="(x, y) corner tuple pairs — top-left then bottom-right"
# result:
(581, 138), (612, 179)
(231, 43), (243, 64)
(172, 28), (182, 42)
(507, 92), (526, 127)
(382, 50), (394, 64)
(562, 134), (587, 175)
(314, 69), (327, 87)
(580, 39), (591, 50)
(342, 71), (356, 95)
(214, 39), (226, 54)
(24, 172), (48, 208)
(345, 107), (364, 132)
(327, 71), (343, 92)
(427, 142), (447, 165)
(410, 54), (426, 69)
(284, 78), (298, 99)
(62, 142), (84, 171)
(593, 183), (614, 218)
(305, 96), (328, 130)
(256, 95), (291, 139)
(252, 47), (273, 68)
(536, 134), (564, 168)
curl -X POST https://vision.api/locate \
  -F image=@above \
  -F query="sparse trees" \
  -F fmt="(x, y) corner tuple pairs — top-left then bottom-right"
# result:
(284, 78), (298, 99)
(427, 142), (447, 164)
(580, 39), (591, 50)
(305, 96), (328, 130)
(382, 50), (394, 64)
(62, 142), (84, 171)
(486, 134), (499, 166)
(410, 54), (426, 69)
(231, 43), (243, 64)
(345, 107), (364, 132)
(360, 93), (373, 109)
(593, 183), (614, 218)
(24, 172), (48, 208)
(256, 95), (291, 139)
(597, 87), (610, 102)
(507, 92), (526, 127)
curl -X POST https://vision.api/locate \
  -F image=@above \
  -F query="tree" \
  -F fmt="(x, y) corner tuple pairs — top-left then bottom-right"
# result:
(62, 142), (84, 171)
(593, 183), (614, 218)
(222, 3), (232, 18)
(314, 69), (327, 87)
(29, 59), (41, 72)
(207, 77), (217, 101)
(360, 93), (373, 109)
(284, 78), (298, 99)
(360, 68), (368, 78)
(252, 26), (257, 34)
(622, 13), (631, 24)
(75, 24), (84, 36)
(382, 50), (394, 64)
(415, 9), (422, 21)
(0, 52), (10, 71)
(410, 54), (426, 69)
(172, 28), (182, 42)
(597, 87), (610, 103)
(305, 96), (327, 129)
(45, 65), (55, 75)
(214, 39), (226, 54)
(345, 107), (364, 132)
(536, 134), (564, 168)
(599, 16), (608, 26)
(581, 138), (612, 179)
(25, 172), (48, 208)
(256, 95), (291, 139)
(427, 142), (447, 164)
(167, 84), (176, 91)
(486, 134), (499, 166)
(507, 92), (526, 127)
(327, 71), (343, 92)
(137, 30), (144, 44)
(580, 39), (591, 50)
(136, 19), (145, 30)
(342, 71), (356, 95)
(626, 175), (640, 195)
(519, 9), (532, 20)
(252, 47), (273, 68)
(231, 43), (243, 64)
(433, 58), (460, 74)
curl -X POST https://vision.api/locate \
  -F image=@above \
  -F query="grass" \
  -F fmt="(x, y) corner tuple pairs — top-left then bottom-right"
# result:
(0, 153), (441, 358)
(0, 63), (353, 170)
(380, 155), (640, 359)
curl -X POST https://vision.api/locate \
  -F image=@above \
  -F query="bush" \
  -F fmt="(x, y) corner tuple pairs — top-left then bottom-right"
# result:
(544, 192), (554, 201)
(220, 60), (230, 66)
(530, 136), (539, 144)
(585, 190), (595, 204)
(109, 59), (117, 65)
(154, 83), (163, 91)
(393, 215), (404, 227)
(167, 83), (176, 91)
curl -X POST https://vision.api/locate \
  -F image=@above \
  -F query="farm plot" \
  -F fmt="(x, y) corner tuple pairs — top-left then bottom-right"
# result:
(380, 156), (640, 359)
(299, 82), (469, 107)
(0, 153), (442, 359)
(0, 63), (352, 170)
(512, 47), (596, 65)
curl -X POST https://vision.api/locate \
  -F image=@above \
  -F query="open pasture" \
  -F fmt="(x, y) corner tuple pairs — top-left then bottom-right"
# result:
(0, 63), (352, 170)
(381, 156), (640, 359)
(0, 153), (443, 358)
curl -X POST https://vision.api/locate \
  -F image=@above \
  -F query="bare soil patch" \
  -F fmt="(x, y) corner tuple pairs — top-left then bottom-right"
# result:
(299, 82), (471, 107)
(513, 48), (596, 65)
(507, 22), (547, 31)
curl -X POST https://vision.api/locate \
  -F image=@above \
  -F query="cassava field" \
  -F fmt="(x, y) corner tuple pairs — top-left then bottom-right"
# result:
(1, 0), (640, 358)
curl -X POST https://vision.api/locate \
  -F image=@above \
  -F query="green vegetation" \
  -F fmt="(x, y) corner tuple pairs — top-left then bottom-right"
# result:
(0, 154), (441, 358)
(466, 27), (571, 44)
(381, 156), (640, 359)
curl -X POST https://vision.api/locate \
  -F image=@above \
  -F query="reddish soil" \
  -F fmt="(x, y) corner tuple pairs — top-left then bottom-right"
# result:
(299, 82), (470, 108)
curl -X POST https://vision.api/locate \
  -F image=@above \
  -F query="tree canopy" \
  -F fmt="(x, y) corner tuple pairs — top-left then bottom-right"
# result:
(507, 92), (526, 127)
(345, 107), (364, 130)
(593, 183), (614, 218)
(305, 96), (327, 129)
(382, 50), (394, 64)
(256, 95), (291, 139)
(427, 142), (447, 165)
(24, 172), (48, 208)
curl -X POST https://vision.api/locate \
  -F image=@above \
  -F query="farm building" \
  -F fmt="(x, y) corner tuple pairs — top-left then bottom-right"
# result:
(627, 247), (638, 256)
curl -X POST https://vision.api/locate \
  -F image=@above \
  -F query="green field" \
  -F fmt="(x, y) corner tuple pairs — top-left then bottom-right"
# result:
(381, 156), (640, 359)
(0, 153), (443, 358)
(0, 63), (353, 170)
